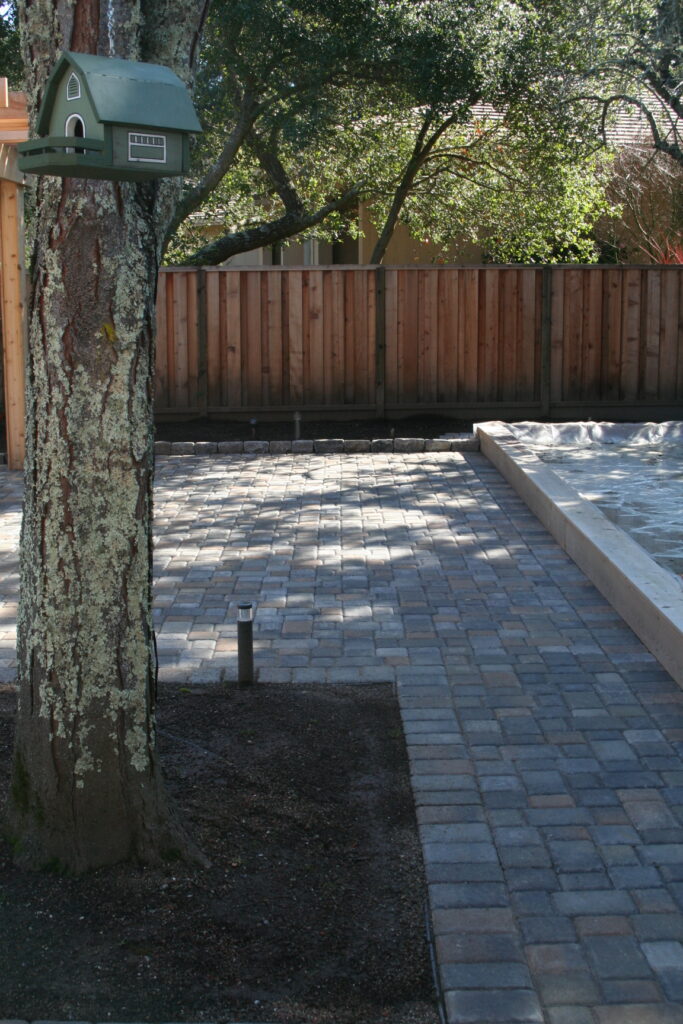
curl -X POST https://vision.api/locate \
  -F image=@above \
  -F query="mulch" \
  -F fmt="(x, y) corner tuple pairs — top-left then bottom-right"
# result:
(155, 414), (473, 444)
(0, 682), (439, 1024)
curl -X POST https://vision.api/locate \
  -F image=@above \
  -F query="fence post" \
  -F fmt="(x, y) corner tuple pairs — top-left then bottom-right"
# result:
(540, 266), (552, 418)
(196, 267), (208, 418)
(375, 265), (386, 419)
(0, 175), (27, 470)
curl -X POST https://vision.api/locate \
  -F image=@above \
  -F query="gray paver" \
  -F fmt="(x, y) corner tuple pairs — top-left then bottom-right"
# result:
(440, 962), (533, 988)
(547, 1010), (596, 1024)
(2, 449), (683, 1024)
(594, 1007), (683, 1023)
(444, 989), (543, 1022)
(535, 970), (601, 1006)
(584, 934), (653, 979)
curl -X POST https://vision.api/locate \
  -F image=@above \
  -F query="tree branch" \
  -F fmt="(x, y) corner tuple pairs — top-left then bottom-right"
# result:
(248, 130), (305, 216)
(599, 91), (683, 165)
(164, 91), (260, 244)
(369, 109), (465, 264)
(644, 71), (683, 121)
(175, 184), (362, 266)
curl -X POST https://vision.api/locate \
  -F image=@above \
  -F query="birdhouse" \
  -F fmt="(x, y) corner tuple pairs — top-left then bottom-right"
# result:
(17, 51), (202, 181)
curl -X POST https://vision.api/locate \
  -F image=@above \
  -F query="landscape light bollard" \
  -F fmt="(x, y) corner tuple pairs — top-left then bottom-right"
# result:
(237, 602), (255, 685)
(294, 411), (301, 440)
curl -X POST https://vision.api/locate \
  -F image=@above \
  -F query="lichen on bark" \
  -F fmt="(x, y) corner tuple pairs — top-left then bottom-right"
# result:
(7, 0), (210, 872)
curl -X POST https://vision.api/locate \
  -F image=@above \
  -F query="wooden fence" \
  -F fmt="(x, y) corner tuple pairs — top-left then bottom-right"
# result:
(155, 265), (683, 421)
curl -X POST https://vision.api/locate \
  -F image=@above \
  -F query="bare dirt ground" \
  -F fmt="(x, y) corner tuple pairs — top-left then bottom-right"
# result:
(0, 682), (438, 1024)
(155, 414), (472, 443)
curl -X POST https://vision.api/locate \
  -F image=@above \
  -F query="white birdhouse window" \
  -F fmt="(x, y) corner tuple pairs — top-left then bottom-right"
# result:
(67, 73), (81, 100)
(128, 132), (167, 163)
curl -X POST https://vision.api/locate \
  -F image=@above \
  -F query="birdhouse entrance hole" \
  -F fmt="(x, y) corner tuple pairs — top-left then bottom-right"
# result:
(65, 113), (85, 154)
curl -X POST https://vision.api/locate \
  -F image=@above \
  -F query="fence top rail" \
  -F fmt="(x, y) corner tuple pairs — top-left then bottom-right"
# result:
(159, 263), (683, 273)
(159, 264), (378, 273)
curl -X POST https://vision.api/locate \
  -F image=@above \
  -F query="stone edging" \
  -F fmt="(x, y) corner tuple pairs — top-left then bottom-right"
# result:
(477, 420), (683, 689)
(154, 435), (479, 456)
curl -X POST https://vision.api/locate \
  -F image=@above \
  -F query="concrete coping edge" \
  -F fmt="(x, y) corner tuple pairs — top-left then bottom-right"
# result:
(476, 420), (683, 688)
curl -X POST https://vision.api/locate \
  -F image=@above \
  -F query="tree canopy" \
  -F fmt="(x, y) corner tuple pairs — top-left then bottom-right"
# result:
(4, 0), (678, 264)
(0, 2), (22, 88)
(167, 0), (620, 265)
(526, 0), (681, 160)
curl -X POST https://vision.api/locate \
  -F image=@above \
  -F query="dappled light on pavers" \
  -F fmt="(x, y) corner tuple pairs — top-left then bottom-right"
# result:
(1, 451), (683, 1022)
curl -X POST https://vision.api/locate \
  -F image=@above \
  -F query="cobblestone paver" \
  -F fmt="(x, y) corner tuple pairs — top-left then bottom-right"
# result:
(1, 451), (683, 1024)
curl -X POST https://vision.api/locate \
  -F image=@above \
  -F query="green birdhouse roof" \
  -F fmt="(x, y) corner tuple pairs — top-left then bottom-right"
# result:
(37, 51), (202, 135)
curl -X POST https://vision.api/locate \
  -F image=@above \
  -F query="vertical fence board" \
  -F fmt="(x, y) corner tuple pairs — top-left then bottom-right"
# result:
(186, 272), (200, 409)
(499, 269), (518, 402)
(419, 269), (439, 403)
(521, 269), (539, 401)
(539, 268), (552, 414)
(225, 271), (242, 408)
(164, 273), (178, 409)
(265, 271), (281, 405)
(399, 270), (419, 404)
(644, 269), (662, 398)
(439, 270), (458, 403)
(384, 269), (398, 406)
(287, 270), (304, 405)
(549, 268), (564, 404)
(344, 272), (356, 404)
(173, 273), (189, 409)
(155, 272), (169, 408)
(329, 270), (345, 404)
(354, 272), (364, 403)
(366, 270), (376, 405)
(564, 269), (583, 402)
(460, 269), (479, 401)
(374, 267), (386, 415)
(204, 271), (220, 407)
(621, 269), (641, 399)
(659, 271), (679, 400)
(678, 274), (683, 399)
(480, 269), (499, 400)
(602, 269), (623, 400)
(243, 271), (261, 406)
(582, 270), (603, 400)
(307, 270), (324, 404)
(153, 266), (683, 417)
(417, 270), (427, 402)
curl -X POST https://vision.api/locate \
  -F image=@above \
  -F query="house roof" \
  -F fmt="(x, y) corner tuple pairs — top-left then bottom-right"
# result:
(37, 51), (202, 135)
(469, 99), (661, 148)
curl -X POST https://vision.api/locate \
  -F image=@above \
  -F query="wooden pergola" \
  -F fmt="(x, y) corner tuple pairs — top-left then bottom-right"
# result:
(0, 78), (27, 470)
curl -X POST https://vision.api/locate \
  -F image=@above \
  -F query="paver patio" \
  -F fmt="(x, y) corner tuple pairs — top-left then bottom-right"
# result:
(2, 450), (683, 1024)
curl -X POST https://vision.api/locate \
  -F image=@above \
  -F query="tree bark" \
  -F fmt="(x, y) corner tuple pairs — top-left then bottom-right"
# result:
(7, 0), (208, 872)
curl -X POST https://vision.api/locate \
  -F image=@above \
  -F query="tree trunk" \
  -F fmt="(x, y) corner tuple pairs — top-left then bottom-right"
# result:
(6, 0), (207, 872)
(369, 176), (417, 265)
(369, 123), (432, 265)
(369, 111), (462, 265)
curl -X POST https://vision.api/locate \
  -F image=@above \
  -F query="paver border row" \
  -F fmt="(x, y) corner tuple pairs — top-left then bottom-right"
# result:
(154, 435), (479, 456)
